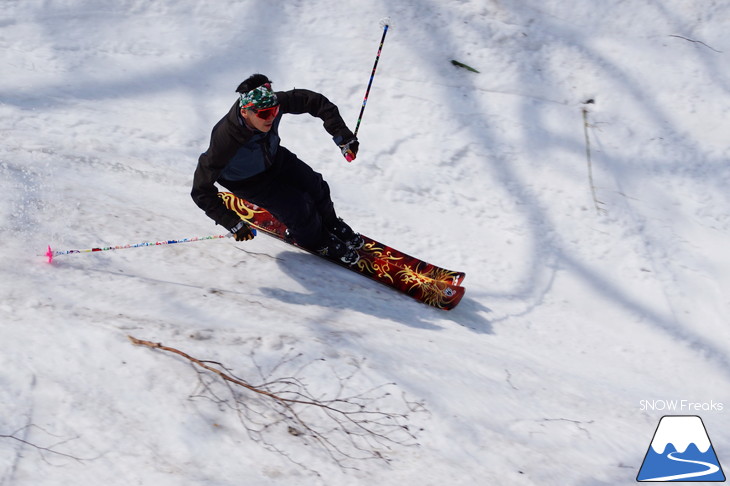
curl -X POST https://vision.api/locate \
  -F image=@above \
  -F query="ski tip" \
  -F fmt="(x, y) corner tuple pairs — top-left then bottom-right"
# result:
(440, 285), (466, 311)
(46, 245), (53, 264)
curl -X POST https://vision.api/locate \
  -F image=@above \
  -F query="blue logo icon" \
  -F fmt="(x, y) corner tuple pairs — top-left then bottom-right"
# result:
(637, 415), (725, 482)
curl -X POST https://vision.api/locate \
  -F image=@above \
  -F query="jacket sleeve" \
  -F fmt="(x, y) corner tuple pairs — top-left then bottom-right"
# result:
(277, 89), (354, 145)
(191, 110), (247, 230)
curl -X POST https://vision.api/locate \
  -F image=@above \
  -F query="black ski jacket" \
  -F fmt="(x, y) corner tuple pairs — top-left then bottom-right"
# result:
(191, 89), (354, 230)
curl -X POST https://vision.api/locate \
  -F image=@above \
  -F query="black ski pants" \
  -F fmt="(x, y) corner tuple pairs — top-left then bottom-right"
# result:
(219, 147), (337, 250)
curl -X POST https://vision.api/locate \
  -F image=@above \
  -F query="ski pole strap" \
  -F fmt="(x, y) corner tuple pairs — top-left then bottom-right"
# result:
(353, 20), (390, 138)
(44, 234), (228, 263)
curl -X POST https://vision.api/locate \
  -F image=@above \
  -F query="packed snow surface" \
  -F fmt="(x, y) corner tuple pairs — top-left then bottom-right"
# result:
(2, 1), (729, 485)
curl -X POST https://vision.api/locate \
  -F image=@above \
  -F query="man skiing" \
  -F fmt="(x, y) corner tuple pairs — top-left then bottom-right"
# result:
(191, 73), (363, 265)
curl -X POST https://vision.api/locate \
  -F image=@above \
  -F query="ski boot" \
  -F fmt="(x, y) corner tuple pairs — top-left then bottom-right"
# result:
(317, 233), (360, 265)
(329, 218), (364, 250)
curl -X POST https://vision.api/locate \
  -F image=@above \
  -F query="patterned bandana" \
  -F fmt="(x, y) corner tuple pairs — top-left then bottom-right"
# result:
(239, 83), (278, 110)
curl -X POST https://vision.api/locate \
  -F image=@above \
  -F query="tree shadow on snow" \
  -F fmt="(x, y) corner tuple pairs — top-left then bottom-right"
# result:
(382, 0), (730, 375)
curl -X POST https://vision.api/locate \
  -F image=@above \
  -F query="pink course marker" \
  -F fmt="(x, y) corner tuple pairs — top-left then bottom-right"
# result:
(46, 245), (54, 264)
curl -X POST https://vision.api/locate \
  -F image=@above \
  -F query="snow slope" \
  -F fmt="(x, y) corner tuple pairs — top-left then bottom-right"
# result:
(2, 1), (729, 484)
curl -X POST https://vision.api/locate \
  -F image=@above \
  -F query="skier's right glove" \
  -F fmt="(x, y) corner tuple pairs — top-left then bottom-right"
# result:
(230, 220), (256, 241)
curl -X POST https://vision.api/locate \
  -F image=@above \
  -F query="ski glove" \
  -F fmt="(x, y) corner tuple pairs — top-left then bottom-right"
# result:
(339, 137), (359, 162)
(230, 220), (256, 241)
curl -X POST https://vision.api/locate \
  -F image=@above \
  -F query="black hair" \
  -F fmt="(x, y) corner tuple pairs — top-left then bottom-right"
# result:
(236, 74), (271, 93)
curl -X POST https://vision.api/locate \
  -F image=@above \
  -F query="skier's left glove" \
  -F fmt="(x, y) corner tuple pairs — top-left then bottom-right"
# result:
(229, 220), (256, 241)
(339, 137), (359, 162)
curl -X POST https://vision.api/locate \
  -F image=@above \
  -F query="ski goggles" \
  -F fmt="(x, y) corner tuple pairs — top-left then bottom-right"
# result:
(251, 105), (280, 120)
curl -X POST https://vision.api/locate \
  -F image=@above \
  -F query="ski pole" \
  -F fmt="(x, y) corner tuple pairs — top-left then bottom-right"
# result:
(350, 18), (390, 155)
(43, 234), (232, 264)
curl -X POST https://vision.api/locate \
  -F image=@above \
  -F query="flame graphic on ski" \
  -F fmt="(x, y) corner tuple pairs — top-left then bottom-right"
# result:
(218, 192), (465, 310)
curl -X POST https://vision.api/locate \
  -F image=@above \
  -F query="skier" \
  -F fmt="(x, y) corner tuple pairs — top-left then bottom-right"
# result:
(191, 74), (363, 265)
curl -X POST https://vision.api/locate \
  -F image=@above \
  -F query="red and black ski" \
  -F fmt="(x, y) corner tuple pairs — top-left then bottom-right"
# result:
(219, 192), (465, 310)
(360, 239), (466, 286)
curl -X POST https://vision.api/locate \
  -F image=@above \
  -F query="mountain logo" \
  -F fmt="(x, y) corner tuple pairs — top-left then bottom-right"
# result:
(637, 415), (725, 482)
